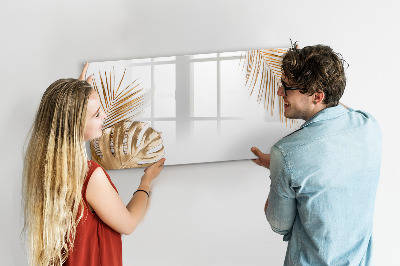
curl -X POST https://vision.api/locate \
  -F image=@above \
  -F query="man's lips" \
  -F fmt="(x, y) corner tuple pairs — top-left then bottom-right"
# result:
(284, 101), (290, 108)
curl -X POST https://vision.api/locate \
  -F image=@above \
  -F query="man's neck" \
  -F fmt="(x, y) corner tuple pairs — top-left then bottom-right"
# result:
(304, 104), (327, 121)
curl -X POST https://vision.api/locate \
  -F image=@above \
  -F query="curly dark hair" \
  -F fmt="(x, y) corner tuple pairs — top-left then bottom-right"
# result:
(282, 44), (348, 107)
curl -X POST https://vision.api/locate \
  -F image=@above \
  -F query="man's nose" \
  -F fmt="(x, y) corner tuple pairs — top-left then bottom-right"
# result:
(277, 83), (285, 97)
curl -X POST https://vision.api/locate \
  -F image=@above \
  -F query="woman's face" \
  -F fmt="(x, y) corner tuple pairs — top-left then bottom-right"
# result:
(84, 90), (106, 141)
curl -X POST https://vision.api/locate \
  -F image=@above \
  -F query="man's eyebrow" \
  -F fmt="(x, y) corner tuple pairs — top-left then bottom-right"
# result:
(92, 107), (100, 117)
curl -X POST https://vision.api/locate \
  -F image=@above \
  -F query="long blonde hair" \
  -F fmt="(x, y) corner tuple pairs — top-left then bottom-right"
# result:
(23, 79), (93, 265)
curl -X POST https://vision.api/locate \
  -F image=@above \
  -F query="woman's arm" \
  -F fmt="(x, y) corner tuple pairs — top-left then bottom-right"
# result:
(86, 158), (165, 235)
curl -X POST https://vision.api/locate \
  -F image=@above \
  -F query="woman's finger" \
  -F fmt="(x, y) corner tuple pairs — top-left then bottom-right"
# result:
(86, 74), (93, 84)
(157, 158), (166, 167)
(78, 62), (89, 81)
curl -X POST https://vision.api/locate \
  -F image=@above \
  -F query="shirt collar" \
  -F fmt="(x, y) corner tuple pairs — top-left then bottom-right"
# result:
(300, 105), (349, 129)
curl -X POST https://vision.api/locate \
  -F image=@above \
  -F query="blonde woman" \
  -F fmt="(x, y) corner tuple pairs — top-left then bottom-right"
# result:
(22, 63), (165, 266)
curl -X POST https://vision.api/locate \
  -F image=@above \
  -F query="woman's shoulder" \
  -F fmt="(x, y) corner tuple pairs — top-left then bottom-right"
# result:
(84, 160), (104, 186)
(88, 159), (101, 169)
(86, 160), (118, 193)
(87, 160), (107, 176)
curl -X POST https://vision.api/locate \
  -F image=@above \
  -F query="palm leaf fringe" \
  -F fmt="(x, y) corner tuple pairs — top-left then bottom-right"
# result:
(243, 48), (297, 128)
(92, 67), (150, 130)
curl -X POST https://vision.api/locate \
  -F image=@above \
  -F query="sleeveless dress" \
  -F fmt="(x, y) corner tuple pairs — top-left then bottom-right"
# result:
(64, 160), (122, 266)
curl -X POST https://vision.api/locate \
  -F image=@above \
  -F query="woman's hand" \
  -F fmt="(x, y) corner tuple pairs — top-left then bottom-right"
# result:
(78, 62), (93, 84)
(142, 158), (166, 185)
(251, 147), (271, 169)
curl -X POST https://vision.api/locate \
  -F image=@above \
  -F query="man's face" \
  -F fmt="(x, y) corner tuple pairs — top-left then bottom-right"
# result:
(277, 74), (315, 121)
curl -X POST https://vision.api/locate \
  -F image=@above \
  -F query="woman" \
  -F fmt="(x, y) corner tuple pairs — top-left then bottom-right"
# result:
(22, 63), (165, 265)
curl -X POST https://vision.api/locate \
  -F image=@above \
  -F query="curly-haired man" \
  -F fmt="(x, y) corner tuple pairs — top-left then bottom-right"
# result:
(251, 44), (382, 265)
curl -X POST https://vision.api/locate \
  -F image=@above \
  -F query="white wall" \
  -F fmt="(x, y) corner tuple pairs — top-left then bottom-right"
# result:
(1, 0), (399, 265)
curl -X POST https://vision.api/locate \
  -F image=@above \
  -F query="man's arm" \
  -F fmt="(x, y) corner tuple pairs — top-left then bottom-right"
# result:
(265, 146), (297, 240)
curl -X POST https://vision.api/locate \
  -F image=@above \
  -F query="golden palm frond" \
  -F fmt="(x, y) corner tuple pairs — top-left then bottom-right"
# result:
(91, 121), (164, 169)
(243, 48), (297, 127)
(92, 67), (149, 130)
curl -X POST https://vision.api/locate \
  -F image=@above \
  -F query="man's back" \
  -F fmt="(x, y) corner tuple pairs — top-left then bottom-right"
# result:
(267, 105), (382, 266)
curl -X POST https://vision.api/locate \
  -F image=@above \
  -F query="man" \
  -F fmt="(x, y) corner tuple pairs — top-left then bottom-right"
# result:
(251, 44), (381, 265)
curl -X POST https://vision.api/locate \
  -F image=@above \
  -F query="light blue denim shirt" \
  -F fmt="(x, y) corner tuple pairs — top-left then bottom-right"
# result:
(266, 105), (382, 266)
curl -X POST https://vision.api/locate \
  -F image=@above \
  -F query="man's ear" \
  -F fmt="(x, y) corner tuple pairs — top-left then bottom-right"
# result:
(313, 92), (325, 104)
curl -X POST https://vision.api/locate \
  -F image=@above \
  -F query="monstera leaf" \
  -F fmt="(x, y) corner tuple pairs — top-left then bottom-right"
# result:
(91, 121), (164, 169)
(244, 48), (297, 127)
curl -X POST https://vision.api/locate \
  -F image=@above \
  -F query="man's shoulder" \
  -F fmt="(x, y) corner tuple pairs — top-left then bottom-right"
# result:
(274, 107), (381, 157)
(273, 128), (311, 158)
(348, 109), (380, 128)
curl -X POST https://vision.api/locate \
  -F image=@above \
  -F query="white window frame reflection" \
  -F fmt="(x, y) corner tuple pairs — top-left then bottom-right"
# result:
(189, 53), (245, 138)
(129, 52), (246, 141)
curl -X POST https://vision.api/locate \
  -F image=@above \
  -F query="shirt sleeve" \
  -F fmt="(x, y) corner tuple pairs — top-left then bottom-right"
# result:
(266, 145), (297, 241)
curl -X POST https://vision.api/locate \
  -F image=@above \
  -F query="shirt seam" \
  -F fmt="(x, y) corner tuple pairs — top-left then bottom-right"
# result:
(272, 145), (295, 198)
(274, 145), (294, 175)
(294, 125), (366, 154)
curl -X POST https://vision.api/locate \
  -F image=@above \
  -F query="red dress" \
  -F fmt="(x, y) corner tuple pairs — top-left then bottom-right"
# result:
(64, 160), (122, 266)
